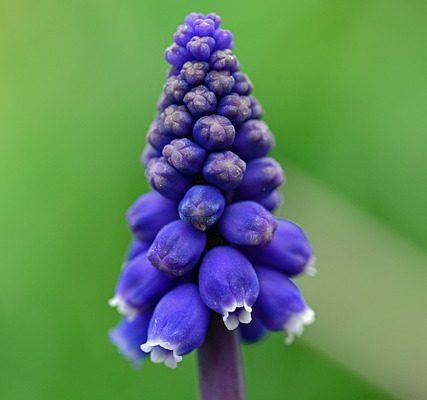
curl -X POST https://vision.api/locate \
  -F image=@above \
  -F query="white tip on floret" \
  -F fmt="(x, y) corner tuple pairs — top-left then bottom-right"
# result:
(303, 256), (318, 277)
(222, 301), (253, 331)
(108, 296), (138, 321)
(140, 339), (183, 369)
(283, 307), (315, 345)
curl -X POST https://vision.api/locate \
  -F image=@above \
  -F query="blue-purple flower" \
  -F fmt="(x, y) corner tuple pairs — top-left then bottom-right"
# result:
(109, 12), (316, 368)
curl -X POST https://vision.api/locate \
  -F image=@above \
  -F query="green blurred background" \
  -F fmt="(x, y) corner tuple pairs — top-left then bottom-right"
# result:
(1, 1), (426, 399)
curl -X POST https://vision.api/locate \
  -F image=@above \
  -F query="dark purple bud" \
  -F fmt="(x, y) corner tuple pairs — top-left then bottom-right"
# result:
(235, 157), (284, 200)
(183, 85), (217, 117)
(164, 75), (190, 104)
(157, 92), (173, 111)
(232, 72), (253, 95)
(145, 157), (192, 200)
(199, 246), (259, 330)
(146, 120), (174, 151)
(141, 144), (161, 167)
(186, 36), (216, 61)
(204, 70), (235, 97)
(249, 96), (263, 119)
(126, 191), (179, 242)
(181, 61), (209, 85)
(209, 49), (239, 72)
(193, 115), (235, 151)
(243, 219), (315, 277)
(148, 220), (207, 277)
(258, 189), (283, 212)
(231, 119), (275, 160)
(109, 312), (151, 366)
(126, 239), (150, 261)
(184, 12), (205, 26)
(178, 185), (225, 231)
(173, 24), (194, 46)
(217, 94), (252, 125)
(213, 29), (233, 50)
(206, 12), (221, 29)
(219, 201), (277, 246)
(255, 267), (315, 343)
(193, 18), (216, 37)
(141, 283), (210, 368)
(202, 151), (246, 191)
(240, 314), (268, 344)
(165, 43), (191, 69)
(162, 138), (206, 175)
(160, 105), (193, 137)
(109, 252), (174, 318)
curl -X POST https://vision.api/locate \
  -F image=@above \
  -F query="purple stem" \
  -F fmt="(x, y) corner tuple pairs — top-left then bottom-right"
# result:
(197, 314), (246, 400)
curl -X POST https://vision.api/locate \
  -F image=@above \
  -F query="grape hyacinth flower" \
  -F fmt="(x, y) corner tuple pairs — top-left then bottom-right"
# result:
(109, 12), (316, 400)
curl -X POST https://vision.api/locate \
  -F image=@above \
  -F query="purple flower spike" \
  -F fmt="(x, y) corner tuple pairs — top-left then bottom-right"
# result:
(235, 157), (284, 200)
(145, 157), (192, 200)
(181, 61), (209, 85)
(126, 191), (178, 242)
(244, 219), (315, 277)
(240, 315), (268, 344)
(165, 43), (191, 69)
(146, 120), (174, 151)
(232, 72), (253, 95)
(183, 85), (217, 118)
(232, 120), (275, 160)
(160, 105), (193, 137)
(162, 138), (206, 175)
(193, 18), (216, 37)
(209, 49), (239, 72)
(126, 239), (150, 261)
(213, 29), (234, 50)
(258, 189), (283, 212)
(173, 24), (194, 47)
(202, 151), (246, 191)
(255, 267), (315, 343)
(217, 94), (252, 125)
(141, 283), (210, 368)
(178, 185), (225, 231)
(148, 220), (207, 277)
(193, 114), (235, 150)
(204, 70), (235, 97)
(219, 201), (277, 246)
(186, 36), (216, 61)
(109, 312), (152, 366)
(199, 246), (259, 330)
(109, 252), (174, 319)
(141, 144), (161, 167)
(164, 75), (190, 104)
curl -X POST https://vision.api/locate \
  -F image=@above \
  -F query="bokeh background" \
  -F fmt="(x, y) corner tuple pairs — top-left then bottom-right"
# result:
(1, 1), (426, 399)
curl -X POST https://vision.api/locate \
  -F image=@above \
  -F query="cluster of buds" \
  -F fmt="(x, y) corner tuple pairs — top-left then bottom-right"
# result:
(109, 12), (316, 369)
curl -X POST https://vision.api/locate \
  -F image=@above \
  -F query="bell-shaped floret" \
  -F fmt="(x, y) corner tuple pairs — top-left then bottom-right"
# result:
(258, 189), (283, 212)
(240, 314), (268, 344)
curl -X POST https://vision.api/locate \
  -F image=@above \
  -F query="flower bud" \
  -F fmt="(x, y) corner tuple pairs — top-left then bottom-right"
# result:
(202, 151), (246, 191)
(141, 144), (161, 167)
(193, 115), (235, 150)
(209, 49), (239, 72)
(232, 72), (253, 95)
(178, 185), (225, 231)
(126, 191), (179, 242)
(145, 157), (192, 200)
(235, 157), (284, 200)
(243, 219), (315, 276)
(180, 61), (209, 85)
(217, 94), (252, 125)
(109, 252), (174, 319)
(199, 246), (259, 330)
(183, 85), (217, 118)
(163, 75), (190, 104)
(240, 315), (268, 344)
(148, 220), (207, 277)
(249, 96), (263, 119)
(164, 43), (190, 69)
(109, 312), (152, 366)
(206, 13), (221, 29)
(186, 36), (216, 61)
(141, 283), (210, 368)
(126, 240), (150, 261)
(258, 189), (283, 212)
(231, 120), (275, 160)
(204, 70), (235, 97)
(160, 105), (193, 137)
(193, 18), (216, 37)
(255, 267), (315, 344)
(219, 201), (277, 246)
(146, 120), (174, 151)
(162, 138), (206, 175)
(173, 24), (194, 47)
(184, 13), (204, 26)
(213, 29), (233, 50)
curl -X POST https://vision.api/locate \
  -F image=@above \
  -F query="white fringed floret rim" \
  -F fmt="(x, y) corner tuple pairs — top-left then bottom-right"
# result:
(108, 296), (138, 321)
(222, 301), (253, 331)
(303, 256), (318, 277)
(283, 307), (315, 344)
(140, 339), (183, 369)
